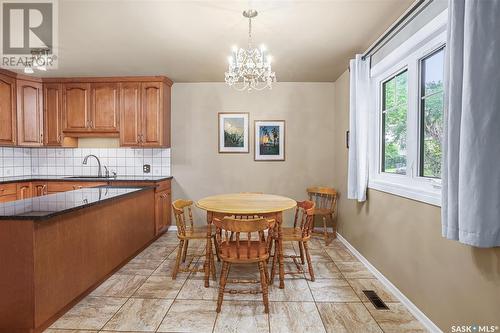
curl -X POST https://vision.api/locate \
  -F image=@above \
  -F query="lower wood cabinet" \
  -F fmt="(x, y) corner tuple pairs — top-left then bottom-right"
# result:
(1, 179), (172, 235)
(16, 183), (33, 200)
(32, 182), (48, 197)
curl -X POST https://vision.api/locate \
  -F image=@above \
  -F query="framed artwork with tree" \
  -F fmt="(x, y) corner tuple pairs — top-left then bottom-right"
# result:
(254, 120), (285, 161)
(218, 113), (249, 153)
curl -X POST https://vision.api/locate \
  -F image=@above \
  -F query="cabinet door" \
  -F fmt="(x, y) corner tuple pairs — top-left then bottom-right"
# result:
(32, 182), (48, 197)
(16, 80), (43, 146)
(119, 82), (141, 146)
(63, 83), (91, 132)
(0, 74), (16, 146)
(155, 189), (171, 234)
(141, 82), (163, 147)
(44, 83), (63, 146)
(91, 83), (119, 132)
(16, 183), (33, 200)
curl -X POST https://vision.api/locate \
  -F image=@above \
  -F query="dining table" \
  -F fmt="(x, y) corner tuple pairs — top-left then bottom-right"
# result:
(196, 193), (297, 289)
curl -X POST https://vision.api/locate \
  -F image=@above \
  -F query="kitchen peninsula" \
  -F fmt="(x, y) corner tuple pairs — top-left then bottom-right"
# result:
(0, 178), (170, 333)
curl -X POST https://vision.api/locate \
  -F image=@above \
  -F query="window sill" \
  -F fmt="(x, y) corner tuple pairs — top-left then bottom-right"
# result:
(368, 179), (441, 207)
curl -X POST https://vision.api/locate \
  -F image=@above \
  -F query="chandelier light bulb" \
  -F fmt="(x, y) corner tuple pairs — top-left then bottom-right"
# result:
(24, 66), (34, 74)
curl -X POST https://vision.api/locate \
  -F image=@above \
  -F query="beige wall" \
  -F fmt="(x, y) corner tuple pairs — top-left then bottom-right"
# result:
(171, 82), (335, 223)
(333, 70), (500, 331)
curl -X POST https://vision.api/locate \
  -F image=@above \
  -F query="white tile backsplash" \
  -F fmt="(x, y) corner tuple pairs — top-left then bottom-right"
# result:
(0, 147), (171, 178)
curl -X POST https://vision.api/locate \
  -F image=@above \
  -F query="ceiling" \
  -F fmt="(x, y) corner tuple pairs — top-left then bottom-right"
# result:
(20, 0), (414, 82)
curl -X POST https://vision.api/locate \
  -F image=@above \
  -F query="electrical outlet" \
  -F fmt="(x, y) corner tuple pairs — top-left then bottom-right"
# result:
(143, 164), (151, 173)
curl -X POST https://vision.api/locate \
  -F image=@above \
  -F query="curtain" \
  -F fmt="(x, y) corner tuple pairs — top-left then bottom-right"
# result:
(347, 55), (370, 202)
(442, 0), (500, 247)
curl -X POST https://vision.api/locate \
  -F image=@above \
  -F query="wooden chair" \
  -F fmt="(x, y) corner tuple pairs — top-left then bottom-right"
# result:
(213, 216), (275, 313)
(270, 201), (316, 281)
(307, 187), (338, 245)
(171, 199), (218, 280)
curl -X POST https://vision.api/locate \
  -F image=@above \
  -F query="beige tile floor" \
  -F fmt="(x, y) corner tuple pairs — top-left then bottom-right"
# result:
(46, 231), (428, 333)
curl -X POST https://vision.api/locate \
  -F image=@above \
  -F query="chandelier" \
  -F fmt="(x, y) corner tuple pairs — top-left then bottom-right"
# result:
(225, 9), (276, 91)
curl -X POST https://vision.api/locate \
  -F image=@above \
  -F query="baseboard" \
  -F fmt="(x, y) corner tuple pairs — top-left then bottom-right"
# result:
(336, 233), (442, 333)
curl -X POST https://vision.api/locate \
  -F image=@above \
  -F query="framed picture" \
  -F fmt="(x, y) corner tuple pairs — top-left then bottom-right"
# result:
(254, 120), (285, 161)
(218, 112), (249, 153)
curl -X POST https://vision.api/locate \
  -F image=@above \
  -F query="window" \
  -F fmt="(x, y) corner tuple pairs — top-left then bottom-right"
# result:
(368, 11), (447, 206)
(419, 48), (445, 178)
(382, 70), (408, 174)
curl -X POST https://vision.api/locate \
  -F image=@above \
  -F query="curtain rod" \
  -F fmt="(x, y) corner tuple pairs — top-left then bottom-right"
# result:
(361, 0), (431, 60)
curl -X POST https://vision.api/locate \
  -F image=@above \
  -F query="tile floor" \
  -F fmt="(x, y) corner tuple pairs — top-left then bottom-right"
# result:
(46, 231), (428, 333)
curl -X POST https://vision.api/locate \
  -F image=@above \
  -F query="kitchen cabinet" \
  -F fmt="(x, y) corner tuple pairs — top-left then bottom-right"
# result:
(0, 73), (17, 146)
(120, 81), (170, 147)
(156, 188), (171, 234)
(16, 80), (43, 147)
(16, 183), (33, 200)
(119, 82), (141, 146)
(91, 83), (119, 133)
(63, 82), (120, 136)
(32, 182), (48, 197)
(0, 183), (17, 202)
(44, 83), (63, 146)
(63, 83), (91, 133)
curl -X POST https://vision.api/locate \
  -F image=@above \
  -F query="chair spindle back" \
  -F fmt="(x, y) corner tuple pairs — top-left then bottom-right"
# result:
(307, 187), (338, 213)
(172, 199), (195, 237)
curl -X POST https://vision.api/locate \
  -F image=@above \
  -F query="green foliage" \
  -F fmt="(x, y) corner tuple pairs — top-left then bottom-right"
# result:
(224, 131), (244, 147)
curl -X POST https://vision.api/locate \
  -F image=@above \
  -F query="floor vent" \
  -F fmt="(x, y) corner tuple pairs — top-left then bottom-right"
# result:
(363, 290), (389, 310)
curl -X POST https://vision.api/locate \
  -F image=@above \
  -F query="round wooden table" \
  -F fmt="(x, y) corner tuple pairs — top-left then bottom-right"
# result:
(197, 193), (297, 289)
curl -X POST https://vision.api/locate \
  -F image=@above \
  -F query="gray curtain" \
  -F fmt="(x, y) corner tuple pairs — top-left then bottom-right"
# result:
(442, 0), (500, 247)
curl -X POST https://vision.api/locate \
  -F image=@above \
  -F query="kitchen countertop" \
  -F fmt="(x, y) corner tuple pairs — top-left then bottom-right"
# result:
(0, 175), (172, 184)
(0, 186), (155, 221)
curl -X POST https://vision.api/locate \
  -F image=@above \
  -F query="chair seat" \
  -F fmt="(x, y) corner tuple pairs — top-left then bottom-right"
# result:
(313, 208), (334, 216)
(177, 225), (214, 240)
(281, 227), (309, 241)
(219, 241), (269, 263)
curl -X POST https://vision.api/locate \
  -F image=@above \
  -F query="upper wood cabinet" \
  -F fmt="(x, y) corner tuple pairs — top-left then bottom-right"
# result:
(0, 73), (17, 146)
(63, 82), (120, 135)
(120, 82), (141, 146)
(120, 81), (170, 147)
(63, 83), (91, 133)
(44, 83), (63, 146)
(16, 80), (43, 147)
(91, 83), (119, 133)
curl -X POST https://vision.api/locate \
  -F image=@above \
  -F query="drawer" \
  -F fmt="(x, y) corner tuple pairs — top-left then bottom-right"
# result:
(47, 181), (107, 193)
(0, 193), (17, 203)
(0, 183), (17, 196)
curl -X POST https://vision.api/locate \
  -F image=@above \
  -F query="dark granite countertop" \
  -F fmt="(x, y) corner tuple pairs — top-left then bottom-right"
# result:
(0, 175), (172, 184)
(0, 186), (155, 221)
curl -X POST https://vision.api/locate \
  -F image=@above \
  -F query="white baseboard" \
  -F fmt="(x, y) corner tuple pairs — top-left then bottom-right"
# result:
(336, 233), (442, 333)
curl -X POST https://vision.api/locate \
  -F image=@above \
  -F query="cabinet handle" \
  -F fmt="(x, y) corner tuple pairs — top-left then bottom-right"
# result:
(57, 134), (62, 143)
(90, 120), (94, 128)
(86, 120), (90, 128)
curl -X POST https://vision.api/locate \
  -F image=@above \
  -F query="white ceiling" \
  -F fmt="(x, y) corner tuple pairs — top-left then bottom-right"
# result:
(31, 0), (413, 82)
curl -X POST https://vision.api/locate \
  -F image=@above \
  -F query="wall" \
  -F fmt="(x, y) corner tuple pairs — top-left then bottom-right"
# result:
(171, 82), (335, 223)
(333, 70), (500, 331)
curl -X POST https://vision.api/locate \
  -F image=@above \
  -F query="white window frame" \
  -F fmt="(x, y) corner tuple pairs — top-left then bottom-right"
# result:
(368, 10), (447, 206)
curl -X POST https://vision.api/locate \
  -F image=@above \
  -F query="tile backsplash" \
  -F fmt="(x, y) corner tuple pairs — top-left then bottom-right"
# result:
(0, 147), (171, 178)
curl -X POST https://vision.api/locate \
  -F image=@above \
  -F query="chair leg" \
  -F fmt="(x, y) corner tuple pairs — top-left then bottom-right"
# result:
(182, 239), (189, 263)
(258, 261), (270, 314)
(269, 239), (278, 284)
(172, 240), (184, 280)
(330, 213), (337, 240)
(213, 235), (221, 262)
(216, 261), (230, 313)
(298, 241), (305, 264)
(303, 241), (315, 282)
(322, 216), (329, 243)
(210, 242), (217, 281)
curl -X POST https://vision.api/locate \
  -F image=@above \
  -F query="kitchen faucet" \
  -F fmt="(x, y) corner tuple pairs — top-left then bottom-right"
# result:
(82, 154), (103, 177)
